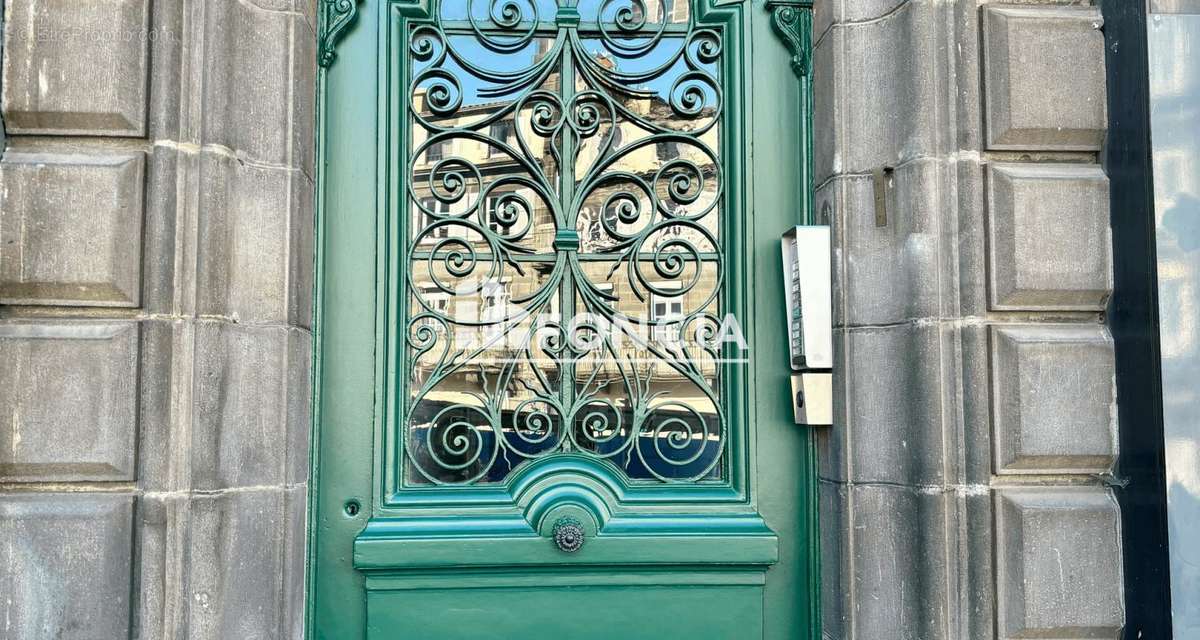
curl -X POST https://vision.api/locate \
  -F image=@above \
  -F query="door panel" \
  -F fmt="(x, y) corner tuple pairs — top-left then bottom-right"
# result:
(311, 1), (817, 638)
(366, 581), (764, 639)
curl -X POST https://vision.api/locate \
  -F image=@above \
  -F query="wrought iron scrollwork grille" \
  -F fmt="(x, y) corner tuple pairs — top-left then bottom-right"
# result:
(402, 0), (730, 486)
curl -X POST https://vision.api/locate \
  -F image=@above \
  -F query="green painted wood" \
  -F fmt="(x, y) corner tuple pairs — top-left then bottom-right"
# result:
(309, 1), (819, 638)
(354, 509), (779, 570)
(748, 3), (820, 638)
(366, 583), (765, 639)
(355, 533), (779, 570)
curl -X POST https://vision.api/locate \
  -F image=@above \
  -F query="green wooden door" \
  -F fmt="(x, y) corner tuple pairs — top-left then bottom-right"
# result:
(309, 1), (818, 638)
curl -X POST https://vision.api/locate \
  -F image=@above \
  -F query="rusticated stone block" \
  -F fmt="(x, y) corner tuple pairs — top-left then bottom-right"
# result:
(196, 151), (308, 324)
(983, 5), (1107, 150)
(960, 324), (994, 485)
(837, 158), (951, 326)
(995, 488), (1123, 639)
(0, 321), (139, 481)
(191, 322), (311, 490)
(812, 29), (836, 183)
(202, 0), (295, 165)
(1, 0), (151, 136)
(987, 163), (1112, 310)
(185, 488), (306, 639)
(294, 15), (318, 179)
(818, 480), (847, 637)
(0, 147), (146, 307)
(846, 484), (950, 639)
(0, 493), (134, 639)
(990, 325), (1117, 475)
(956, 158), (989, 318)
(841, 323), (949, 486)
(814, 1), (943, 180)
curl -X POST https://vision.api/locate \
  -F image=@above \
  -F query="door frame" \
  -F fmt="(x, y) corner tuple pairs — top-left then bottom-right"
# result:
(307, 1), (821, 637)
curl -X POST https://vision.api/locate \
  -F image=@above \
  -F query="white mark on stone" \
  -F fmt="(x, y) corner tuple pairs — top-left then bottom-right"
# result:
(1108, 372), (1120, 472)
(10, 412), (20, 459)
(915, 483), (991, 497)
(18, 202), (27, 282)
(1053, 547), (1066, 590)
(153, 139), (205, 156)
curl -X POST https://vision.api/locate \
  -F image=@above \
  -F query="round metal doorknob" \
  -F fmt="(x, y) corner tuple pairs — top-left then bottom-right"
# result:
(552, 517), (585, 553)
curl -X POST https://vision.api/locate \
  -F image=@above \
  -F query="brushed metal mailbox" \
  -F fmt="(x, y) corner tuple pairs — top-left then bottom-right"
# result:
(781, 226), (832, 427)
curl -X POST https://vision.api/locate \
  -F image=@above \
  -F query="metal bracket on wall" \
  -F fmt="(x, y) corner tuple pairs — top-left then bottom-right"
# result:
(872, 166), (894, 227)
(765, 0), (814, 77)
(319, 0), (362, 68)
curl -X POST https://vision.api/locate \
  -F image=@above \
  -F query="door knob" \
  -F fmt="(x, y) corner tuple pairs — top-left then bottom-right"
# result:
(552, 517), (585, 553)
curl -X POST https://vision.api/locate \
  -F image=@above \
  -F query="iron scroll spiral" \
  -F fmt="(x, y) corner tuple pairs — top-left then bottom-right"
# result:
(403, 0), (728, 486)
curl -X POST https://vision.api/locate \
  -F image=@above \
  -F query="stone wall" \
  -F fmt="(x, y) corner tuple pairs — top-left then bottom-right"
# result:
(0, 0), (1129, 638)
(813, 1), (1124, 638)
(0, 1), (315, 638)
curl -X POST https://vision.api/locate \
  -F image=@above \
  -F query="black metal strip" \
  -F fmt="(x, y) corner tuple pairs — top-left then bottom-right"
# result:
(1099, 2), (1174, 637)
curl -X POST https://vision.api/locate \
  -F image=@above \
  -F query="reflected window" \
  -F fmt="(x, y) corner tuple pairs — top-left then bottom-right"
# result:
(420, 198), (451, 238)
(485, 195), (503, 233)
(656, 140), (680, 162)
(650, 284), (684, 322)
(488, 120), (515, 156)
(419, 286), (450, 325)
(481, 281), (508, 315)
(426, 139), (448, 162)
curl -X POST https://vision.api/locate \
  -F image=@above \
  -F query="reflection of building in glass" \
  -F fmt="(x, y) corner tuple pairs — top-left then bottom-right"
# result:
(404, 34), (727, 485)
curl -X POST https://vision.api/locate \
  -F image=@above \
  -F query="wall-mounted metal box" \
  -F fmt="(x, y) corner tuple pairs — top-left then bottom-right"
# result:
(781, 226), (833, 427)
